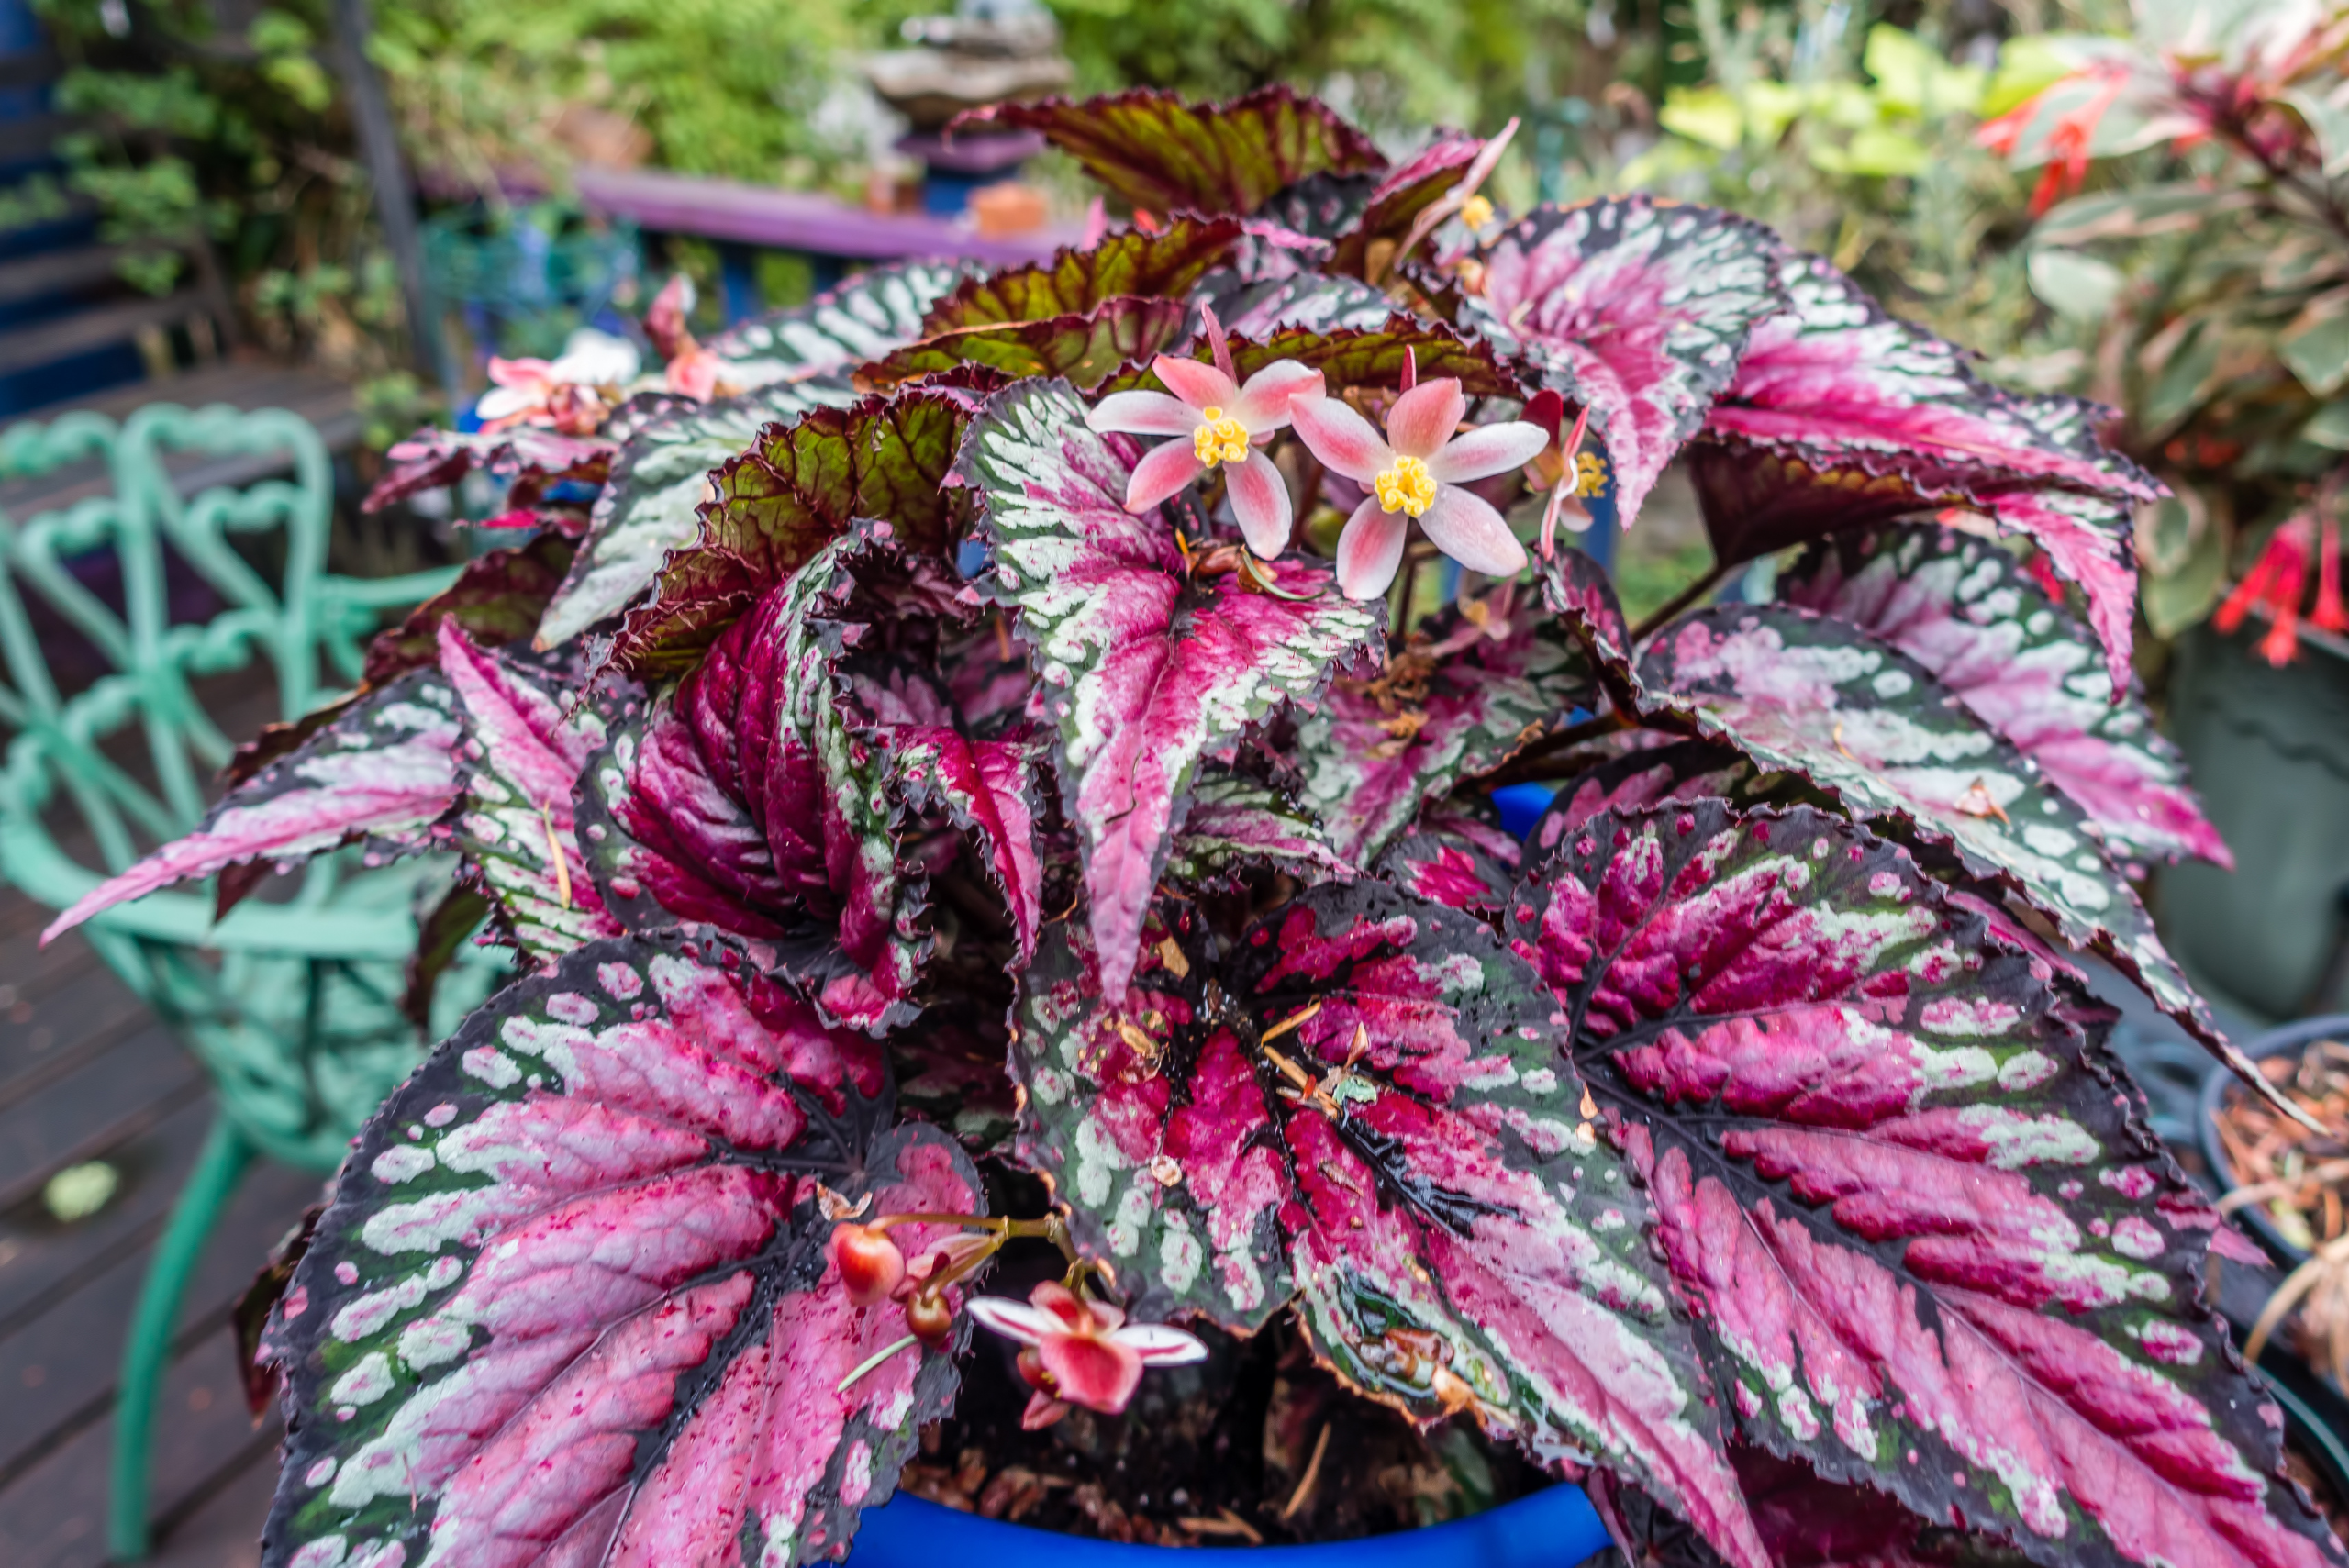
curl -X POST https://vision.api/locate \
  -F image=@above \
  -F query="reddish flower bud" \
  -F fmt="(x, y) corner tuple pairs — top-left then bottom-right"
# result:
(829, 1224), (905, 1308)
(905, 1288), (956, 1348)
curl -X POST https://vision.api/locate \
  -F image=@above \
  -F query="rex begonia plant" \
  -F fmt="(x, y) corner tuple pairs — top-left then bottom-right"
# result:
(49, 84), (2347, 1568)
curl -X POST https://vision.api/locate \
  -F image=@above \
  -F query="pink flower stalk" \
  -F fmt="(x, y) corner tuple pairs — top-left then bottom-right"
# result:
(1288, 378), (1548, 599)
(2216, 512), (2316, 665)
(966, 1281), (1207, 1429)
(644, 272), (726, 400)
(475, 330), (640, 434)
(1085, 319), (1322, 557)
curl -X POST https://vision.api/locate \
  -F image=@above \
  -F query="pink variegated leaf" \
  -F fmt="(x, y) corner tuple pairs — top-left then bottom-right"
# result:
(260, 932), (982, 1568)
(1692, 251), (2159, 687)
(957, 85), (1386, 218)
(1012, 883), (1768, 1567)
(582, 525), (952, 1030)
(1374, 825), (1517, 917)
(891, 727), (1047, 962)
(1625, 604), (2264, 1084)
(362, 426), (615, 514)
(954, 378), (1384, 998)
(1509, 802), (2343, 1568)
(438, 624), (624, 962)
(1161, 771), (1352, 888)
(42, 669), (462, 942)
(1463, 197), (1787, 527)
(707, 259), (975, 385)
(1780, 525), (2229, 868)
(1291, 585), (1597, 864)
(1099, 316), (1523, 402)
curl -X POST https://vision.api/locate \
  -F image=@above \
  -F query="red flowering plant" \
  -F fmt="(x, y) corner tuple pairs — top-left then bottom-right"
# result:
(1979, 1), (2349, 659)
(46, 84), (2349, 1568)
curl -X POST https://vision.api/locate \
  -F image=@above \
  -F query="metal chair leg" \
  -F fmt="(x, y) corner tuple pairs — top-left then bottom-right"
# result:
(108, 1114), (254, 1561)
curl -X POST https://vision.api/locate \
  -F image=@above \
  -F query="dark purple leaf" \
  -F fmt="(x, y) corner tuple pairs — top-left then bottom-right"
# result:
(539, 381), (862, 650)
(1509, 801), (2341, 1568)
(1692, 251), (2159, 688)
(618, 384), (982, 678)
(1528, 738), (1756, 862)
(953, 378), (1384, 998)
(1201, 272), (1400, 339)
(1374, 825), (1518, 917)
(1628, 604), (2243, 1069)
(363, 427), (613, 515)
(1291, 584), (1596, 863)
(1012, 883), (1768, 1567)
(859, 297), (1191, 392)
(958, 85), (1386, 217)
(1463, 197), (1787, 526)
(364, 532), (577, 687)
(707, 259), (975, 384)
(918, 217), (1243, 332)
(402, 882), (493, 1029)
(439, 624), (623, 962)
(42, 669), (461, 942)
(892, 1020), (1019, 1154)
(583, 527), (952, 1030)
(261, 932), (982, 1568)
(1779, 525), (2228, 868)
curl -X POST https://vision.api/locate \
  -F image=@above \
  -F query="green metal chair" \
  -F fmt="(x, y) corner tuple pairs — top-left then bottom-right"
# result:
(0, 401), (494, 1558)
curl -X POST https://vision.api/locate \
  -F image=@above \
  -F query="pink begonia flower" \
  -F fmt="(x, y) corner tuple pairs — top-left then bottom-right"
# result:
(966, 1281), (1207, 1429)
(1085, 351), (1323, 558)
(475, 330), (640, 434)
(1289, 378), (1548, 600)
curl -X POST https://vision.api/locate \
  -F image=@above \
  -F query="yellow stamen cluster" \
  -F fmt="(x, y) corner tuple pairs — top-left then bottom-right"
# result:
(1375, 455), (1439, 517)
(1192, 406), (1251, 467)
(1573, 451), (1609, 498)
(1458, 195), (1495, 231)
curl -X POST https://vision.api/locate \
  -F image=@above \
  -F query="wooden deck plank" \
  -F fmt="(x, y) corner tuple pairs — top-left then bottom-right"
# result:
(0, 1095), (213, 1332)
(0, 1021), (205, 1209)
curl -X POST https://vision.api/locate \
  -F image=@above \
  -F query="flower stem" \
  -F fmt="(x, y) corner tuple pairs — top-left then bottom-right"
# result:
(836, 1334), (919, 1393)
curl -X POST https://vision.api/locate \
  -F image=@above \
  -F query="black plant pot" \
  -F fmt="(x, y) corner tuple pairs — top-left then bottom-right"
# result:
(2163, 623), (2349, 1023)
(2197, 1013), (2349, 1266)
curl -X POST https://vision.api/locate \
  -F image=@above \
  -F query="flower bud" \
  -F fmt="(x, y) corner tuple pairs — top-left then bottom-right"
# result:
(830, 1224), (905, 1308)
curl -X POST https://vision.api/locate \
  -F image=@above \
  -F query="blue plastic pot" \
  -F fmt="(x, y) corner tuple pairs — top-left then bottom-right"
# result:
(851, 1484), (1610, 1567)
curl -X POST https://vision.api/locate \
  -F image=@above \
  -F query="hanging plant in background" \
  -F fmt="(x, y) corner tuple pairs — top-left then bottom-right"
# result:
(47, 83), (2346, 1568)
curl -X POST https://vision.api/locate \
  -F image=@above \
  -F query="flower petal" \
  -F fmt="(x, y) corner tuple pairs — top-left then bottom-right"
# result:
(1386, 378), (1468, 460)
(1419, 484), (1528, 577)
(1153, 354), (1240, 411)
(473, 384), (540, 422)
(1336, 496), (1409, 600)
(1115, 1323), (1210, 1363)
(1290, 395), (1394, 484)
(1027, 1281), (1098, 1333)
(1020, 1392), (1072, 1430)
(485, 357), (552, 391)
(1125, 439), (1207, 512)
(1089, 390), (1202, 437)
(1041, 1330), (1145, 1414)
(1228, 449), (1294, 557)
(965, 1296), (1062, 1346)
(1428, 419), (1550, 484)
(1230, 360), (1325, 432)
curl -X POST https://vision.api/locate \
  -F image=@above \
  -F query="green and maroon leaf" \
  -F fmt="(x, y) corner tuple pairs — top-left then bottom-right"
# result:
(892, 726), (1047, 962)
(439, 624), (623, 962)
(860, 297), (1189, 392)
(1010, 883), (1768, 1568)
(958, 86), (1386, 217)
(583, 528), (941, 1030)
(1509, 801), (2343, 1568)
(1161, 771), (1352, 887)
(953, 378), (1384, 998)
(1529, 739), (1755, 863)
(1327, 131), (1487, 279)
(1692, 251), (2158, 686)
(260, 932), (983, 1568)
(618, 384), (980, 677)
(1293, 588), (1596, 864)
(707, 258), (975, 384)
(1463, 197), (1787, 526)
(1629, 605), (2248, 1055)
(364, 531), (578, 686)
(538, 380), (861, 650)
(42, 669), (462, 941)
(363, 426), (614, 514)
(1779, 525), (2228, 868)
(1107, 317), (1523, 402)
(918, 218), (1243, 332)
